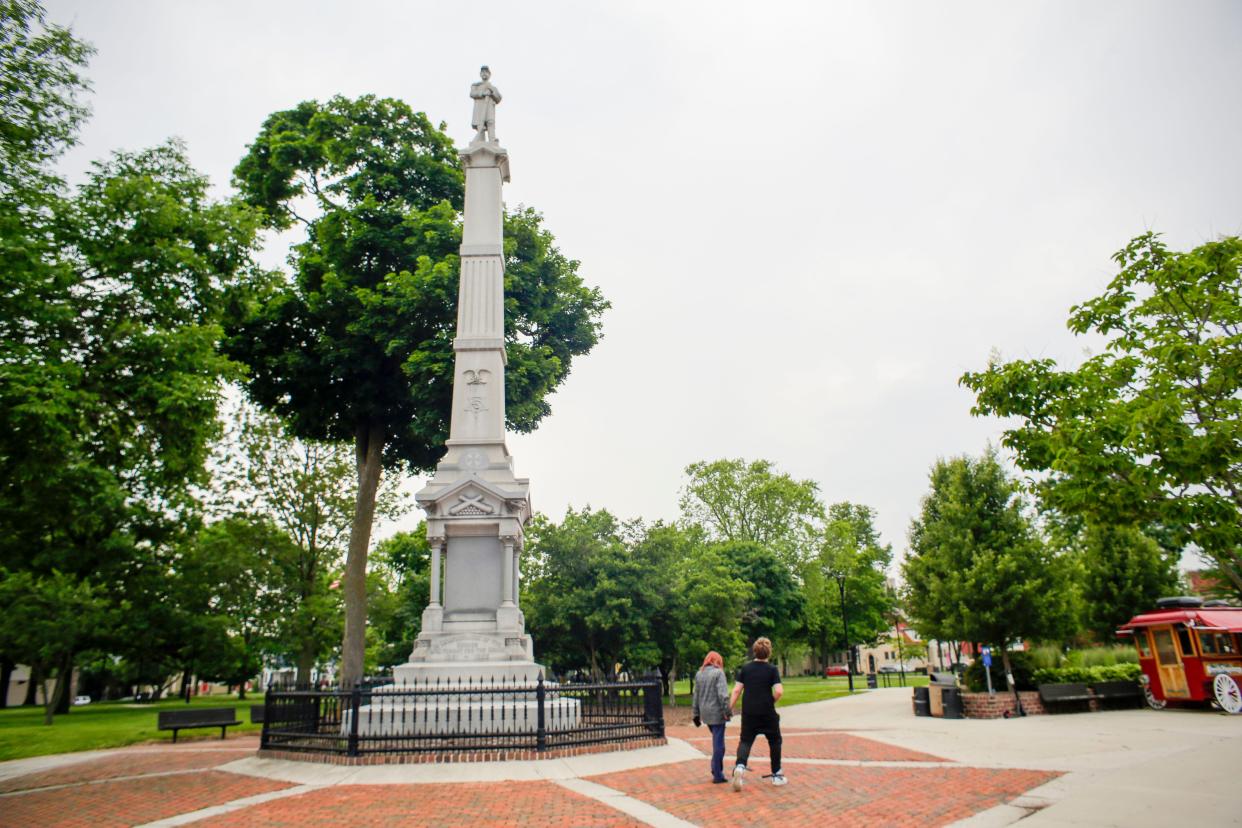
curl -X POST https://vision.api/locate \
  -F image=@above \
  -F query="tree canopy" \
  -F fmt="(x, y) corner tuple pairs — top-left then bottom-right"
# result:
(962, 233), (1241, 597)
(802, 503), (894, 670)
(679, 458), (823, 566)
(522, 508), (666, 678)
(903, 451), (1075, 669)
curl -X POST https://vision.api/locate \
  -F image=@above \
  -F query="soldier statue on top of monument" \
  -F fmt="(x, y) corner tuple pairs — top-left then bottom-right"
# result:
(470, 65), (501, 144)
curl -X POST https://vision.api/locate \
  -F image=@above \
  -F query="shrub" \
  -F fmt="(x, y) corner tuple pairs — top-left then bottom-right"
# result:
(963, 650), (1035, 692)
(1026, 644), (1065, 671)
(1032, 663), (1141, 684)
(1066, 645), (1138, 668)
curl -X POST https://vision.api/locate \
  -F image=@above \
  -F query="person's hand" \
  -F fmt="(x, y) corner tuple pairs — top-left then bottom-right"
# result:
(724, 710), (732, 722)
(693, 715), (701, 727)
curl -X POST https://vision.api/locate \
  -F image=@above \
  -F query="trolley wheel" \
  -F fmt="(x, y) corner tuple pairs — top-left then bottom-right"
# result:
(1213, 674), (1242, 715)
(1143, 684), (1166, 710)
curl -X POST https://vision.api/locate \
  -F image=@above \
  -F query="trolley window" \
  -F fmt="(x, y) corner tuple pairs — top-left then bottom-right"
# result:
(1176, 627), (1195, 657)
(1153, 629), (1179, 666)
(1200, 632), (1240, 656)
(1135, 631), (1153, 658)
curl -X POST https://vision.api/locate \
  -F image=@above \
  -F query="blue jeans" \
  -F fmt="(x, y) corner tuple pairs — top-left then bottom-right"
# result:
(708, 723), (727, 781)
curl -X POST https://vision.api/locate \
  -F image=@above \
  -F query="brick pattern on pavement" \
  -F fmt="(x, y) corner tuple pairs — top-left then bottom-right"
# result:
(0, 770), (292, 828)
(196, 781), (647, 828)
(0, 749), (246, 794)
(590, 759), (1059, 827)
(668, 726), (949, 762)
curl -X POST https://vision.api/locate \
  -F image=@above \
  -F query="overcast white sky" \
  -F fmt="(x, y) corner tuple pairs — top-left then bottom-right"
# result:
(47, 1), (1242, 569)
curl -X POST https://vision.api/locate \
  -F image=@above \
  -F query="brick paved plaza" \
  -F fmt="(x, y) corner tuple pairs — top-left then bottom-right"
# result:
(0, 727), (1054, 827)
(1, 690), (1237, 827)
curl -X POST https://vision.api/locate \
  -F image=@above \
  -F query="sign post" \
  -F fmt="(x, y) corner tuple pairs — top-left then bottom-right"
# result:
(982, 646), (994, 696)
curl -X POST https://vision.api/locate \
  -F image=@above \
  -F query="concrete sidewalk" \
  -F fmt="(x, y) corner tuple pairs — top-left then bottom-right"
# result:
(781, 687), (1242, 826)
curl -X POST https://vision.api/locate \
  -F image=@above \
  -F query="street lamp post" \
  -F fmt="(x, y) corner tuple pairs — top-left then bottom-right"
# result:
(835, 573), (853, 693)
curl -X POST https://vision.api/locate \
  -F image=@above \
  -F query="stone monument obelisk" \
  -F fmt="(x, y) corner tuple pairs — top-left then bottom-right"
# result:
(394, 66), (541, 685)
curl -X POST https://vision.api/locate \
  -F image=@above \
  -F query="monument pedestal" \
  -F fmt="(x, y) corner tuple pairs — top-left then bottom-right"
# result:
(371, 130), (562, 735)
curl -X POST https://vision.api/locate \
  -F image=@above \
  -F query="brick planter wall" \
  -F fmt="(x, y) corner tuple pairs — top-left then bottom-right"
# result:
(960, 691), (1046, 718)
(257, 736), (667, 765)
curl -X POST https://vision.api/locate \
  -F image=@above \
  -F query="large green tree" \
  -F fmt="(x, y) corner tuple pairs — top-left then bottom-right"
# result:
(522, 508), (665, 678)
(903, 451), (1075, 703)
(803, 503), (893, 672)
(367, 529), (432, 673)
(174, 516), (291, 698)
(1, 4), (264, 705)
(0, 569), (107, 723)
(962, 233), (1241, 598)
(0, 0), (91, 199)
(716, 540), (805, 665)
(211, 400), (403, 684)
(634, 523), (751, 701)
(1077, 522), (1178, 641)
(226, 96), (607, 685)
(680, 458), (823, 566)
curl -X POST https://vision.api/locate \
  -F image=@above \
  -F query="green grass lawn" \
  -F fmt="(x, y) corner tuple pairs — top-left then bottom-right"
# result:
(0, 696), (263, 762)
(667, 673), (930, 707)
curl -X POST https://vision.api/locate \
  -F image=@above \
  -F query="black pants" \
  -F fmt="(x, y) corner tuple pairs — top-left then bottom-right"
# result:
(735, 712), (781, 774)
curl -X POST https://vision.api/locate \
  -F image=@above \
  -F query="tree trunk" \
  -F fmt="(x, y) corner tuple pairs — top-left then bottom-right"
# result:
(296, 643), (316, 688)
(180, 668), (193, 703)
(668, 658), (677, 705)
(339, 422), (385, 689)
(0, 656), (13, 709)
(24, 663), (41, 706)
(43, 653), (72, 725)
(54, 654), (73, 715)
(1000, 648), (1024, 716)
(237, 682), (247, 701)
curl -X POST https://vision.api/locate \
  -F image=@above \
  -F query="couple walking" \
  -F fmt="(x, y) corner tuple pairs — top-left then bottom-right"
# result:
(691, 637), (787, 790)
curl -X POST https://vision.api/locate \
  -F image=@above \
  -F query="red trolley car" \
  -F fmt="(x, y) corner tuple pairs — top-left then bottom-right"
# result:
(1119, 597), (1242, 714)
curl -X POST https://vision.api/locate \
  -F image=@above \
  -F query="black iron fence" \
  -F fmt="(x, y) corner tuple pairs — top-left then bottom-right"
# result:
(260, 676), (664, 757)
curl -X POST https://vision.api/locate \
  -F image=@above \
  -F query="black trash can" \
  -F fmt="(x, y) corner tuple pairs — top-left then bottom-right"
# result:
(866, 673), (878, 690)
(942, 687), (963, 719)
(912, 686), (931, 716)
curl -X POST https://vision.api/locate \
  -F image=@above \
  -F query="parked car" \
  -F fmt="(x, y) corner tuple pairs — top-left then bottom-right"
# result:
(73, 695), (91, 705)
(824, 665), (849, 677)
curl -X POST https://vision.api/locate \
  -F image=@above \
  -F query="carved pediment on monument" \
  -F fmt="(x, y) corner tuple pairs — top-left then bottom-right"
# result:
(448, 489), (496, 517)
(428, 476), (528, 522)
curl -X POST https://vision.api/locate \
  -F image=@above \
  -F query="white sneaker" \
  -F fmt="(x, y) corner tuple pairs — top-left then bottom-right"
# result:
(771, 773), (788, 786)
(731, 765), (746, 792)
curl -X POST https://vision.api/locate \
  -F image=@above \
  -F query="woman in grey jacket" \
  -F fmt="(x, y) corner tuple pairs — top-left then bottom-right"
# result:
(692, 650), (731, 783)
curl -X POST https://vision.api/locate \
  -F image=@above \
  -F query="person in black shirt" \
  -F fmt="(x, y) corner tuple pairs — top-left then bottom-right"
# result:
(727, 636), (787, 789)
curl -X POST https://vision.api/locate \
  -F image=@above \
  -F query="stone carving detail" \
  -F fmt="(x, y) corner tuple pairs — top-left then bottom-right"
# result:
(449, 492), (495, 516)
(463, 369), (490, 422)
(430, 635), (507, 662)
(460, 450), (487, 470)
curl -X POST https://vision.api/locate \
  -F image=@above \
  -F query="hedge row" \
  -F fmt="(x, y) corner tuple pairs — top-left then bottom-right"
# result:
(1032, 663), (1142, 684)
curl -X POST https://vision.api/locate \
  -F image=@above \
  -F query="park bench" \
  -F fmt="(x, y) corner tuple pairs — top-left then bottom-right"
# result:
(1090, 680), (1141, 708)
(1038, 682), (1092, 713)
(157, 707), (241, 743)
